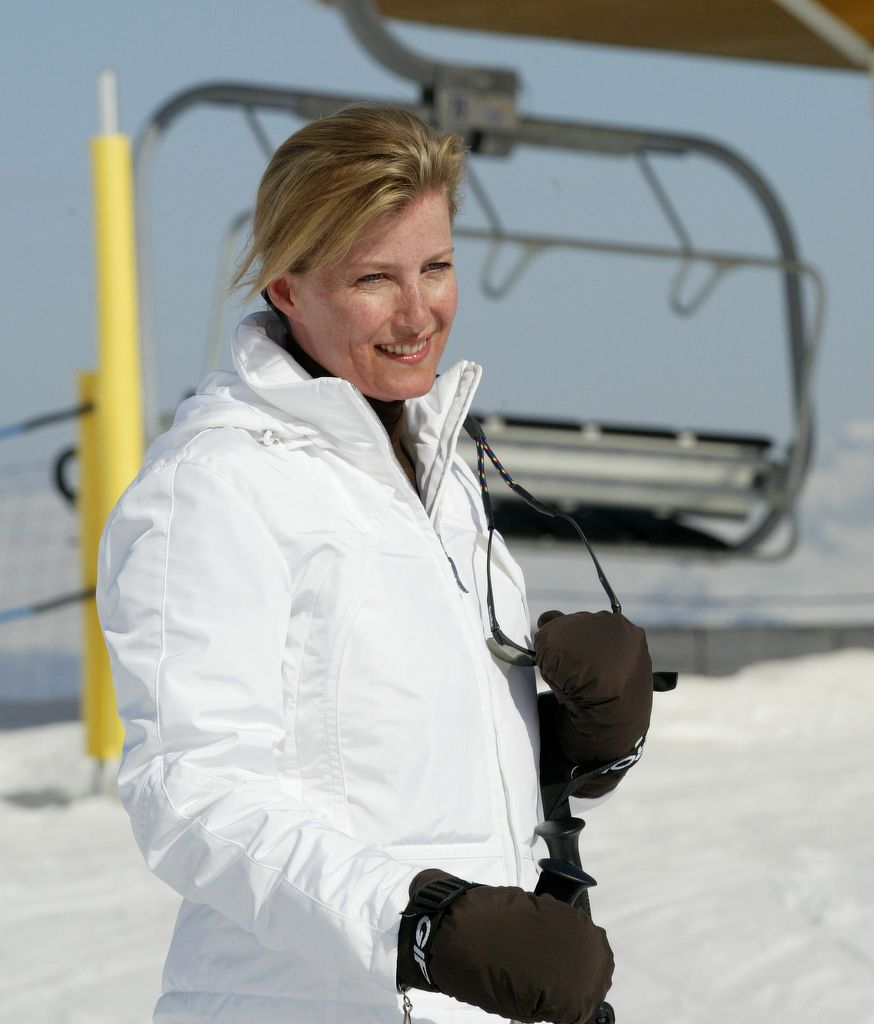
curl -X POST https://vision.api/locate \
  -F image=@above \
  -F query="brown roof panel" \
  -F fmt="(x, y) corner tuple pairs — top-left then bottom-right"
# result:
(374, 0), (871, 69)
(820, 0), (874, 40)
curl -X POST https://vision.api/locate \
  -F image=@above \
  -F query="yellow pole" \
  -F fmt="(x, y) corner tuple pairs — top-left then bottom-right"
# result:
(78, 372), (123, 759)
(84, 69), (144, 761)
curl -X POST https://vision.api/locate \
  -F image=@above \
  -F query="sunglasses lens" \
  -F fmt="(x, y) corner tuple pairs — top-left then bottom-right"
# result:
(486, 635), (536, 668)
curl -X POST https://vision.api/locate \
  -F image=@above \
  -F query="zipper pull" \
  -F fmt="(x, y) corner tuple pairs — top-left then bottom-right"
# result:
(401, 986), (413, 1023)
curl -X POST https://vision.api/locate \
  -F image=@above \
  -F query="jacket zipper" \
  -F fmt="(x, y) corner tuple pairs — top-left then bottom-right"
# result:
(431, 466), (523, 886)
(351, 387), (522, 885)
(430, 450), (525, 885)
(349, 387), (468, 594)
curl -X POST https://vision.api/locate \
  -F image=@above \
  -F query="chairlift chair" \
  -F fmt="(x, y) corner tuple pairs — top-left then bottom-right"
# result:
(133, 0), (823, 559)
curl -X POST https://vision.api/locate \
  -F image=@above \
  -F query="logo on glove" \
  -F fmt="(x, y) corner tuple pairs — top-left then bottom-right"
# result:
(599, 736), (645, 775)
(413, 915), (432, 983)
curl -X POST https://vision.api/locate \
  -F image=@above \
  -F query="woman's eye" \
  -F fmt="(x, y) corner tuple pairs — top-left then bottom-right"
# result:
(425, 262), (451, 273)
(358, 273), (385, 284)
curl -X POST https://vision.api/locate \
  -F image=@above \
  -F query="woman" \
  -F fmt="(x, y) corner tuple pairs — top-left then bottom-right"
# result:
(97, 105), (653, 1024)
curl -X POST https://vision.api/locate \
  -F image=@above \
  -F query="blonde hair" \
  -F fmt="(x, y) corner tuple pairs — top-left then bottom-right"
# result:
(232, 105), (467, 301)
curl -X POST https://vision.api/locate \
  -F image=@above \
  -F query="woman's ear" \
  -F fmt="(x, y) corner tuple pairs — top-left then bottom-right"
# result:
(265, 274), (296, 321)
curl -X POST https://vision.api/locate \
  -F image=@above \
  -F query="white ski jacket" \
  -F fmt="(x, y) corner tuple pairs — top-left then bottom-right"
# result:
(97, 313), (547, 1024)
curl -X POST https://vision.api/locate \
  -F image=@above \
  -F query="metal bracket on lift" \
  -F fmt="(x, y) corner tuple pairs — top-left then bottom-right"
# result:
(336, 0), (519, 153)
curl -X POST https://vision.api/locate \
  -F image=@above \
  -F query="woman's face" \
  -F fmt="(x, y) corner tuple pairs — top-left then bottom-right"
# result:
(269, 190), (457, 402)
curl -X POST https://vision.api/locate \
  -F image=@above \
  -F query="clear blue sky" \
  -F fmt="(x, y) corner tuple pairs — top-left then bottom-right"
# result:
(1, 0), (872, 621)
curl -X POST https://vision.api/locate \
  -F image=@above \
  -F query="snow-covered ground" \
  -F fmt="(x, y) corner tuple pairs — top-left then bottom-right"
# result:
(1, 649), (873, 1024)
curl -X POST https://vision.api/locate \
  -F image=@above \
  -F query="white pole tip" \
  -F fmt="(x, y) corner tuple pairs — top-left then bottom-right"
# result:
(98, 68), (119, 134)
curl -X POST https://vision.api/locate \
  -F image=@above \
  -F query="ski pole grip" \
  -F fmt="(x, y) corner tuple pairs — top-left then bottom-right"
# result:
(534, 817), (616, 1024)
(535, 857), (598, 908)
(535, 817), (594, 912)
(535, 816), (586, 863)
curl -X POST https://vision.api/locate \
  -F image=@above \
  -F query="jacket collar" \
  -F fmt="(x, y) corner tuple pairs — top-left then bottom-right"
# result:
(223, 312), (482, 516)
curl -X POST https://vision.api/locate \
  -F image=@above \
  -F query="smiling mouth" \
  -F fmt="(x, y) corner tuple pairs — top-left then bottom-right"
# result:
(375, 338), (429, 356)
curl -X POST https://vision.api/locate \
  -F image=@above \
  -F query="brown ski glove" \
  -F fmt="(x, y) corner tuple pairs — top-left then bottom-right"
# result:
(534, 610), (653, 783)
(396, 868), (613, 1024)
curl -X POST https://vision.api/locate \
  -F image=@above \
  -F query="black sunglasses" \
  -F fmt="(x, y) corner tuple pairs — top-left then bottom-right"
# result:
(463, 415), (676, 691)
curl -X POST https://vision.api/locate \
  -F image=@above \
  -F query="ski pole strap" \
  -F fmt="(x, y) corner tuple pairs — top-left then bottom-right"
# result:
(570, 737), (646, 784)
(538, 691), (648, 818)
(539, 690), (574, 821)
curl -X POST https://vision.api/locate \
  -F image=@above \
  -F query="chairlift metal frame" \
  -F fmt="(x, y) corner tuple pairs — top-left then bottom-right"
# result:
(133, 0), (823, 559)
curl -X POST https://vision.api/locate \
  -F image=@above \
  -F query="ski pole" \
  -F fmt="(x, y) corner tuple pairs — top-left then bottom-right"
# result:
(533, 674), (675, 1023)
(534, 816), (616, 1024)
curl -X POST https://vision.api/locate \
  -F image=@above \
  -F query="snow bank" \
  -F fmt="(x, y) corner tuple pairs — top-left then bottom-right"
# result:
(1, 649), (872, 1023)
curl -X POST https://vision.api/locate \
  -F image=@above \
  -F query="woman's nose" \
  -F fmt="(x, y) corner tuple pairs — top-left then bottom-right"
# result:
(396, 283), (428, 333)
